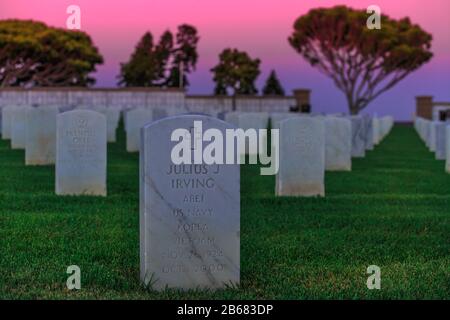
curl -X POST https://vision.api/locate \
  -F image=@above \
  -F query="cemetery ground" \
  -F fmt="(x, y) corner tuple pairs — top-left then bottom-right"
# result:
(0, 123), (448, 299)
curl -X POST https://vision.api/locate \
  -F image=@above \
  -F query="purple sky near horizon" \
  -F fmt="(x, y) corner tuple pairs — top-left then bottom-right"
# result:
(1, 0), (449, 120)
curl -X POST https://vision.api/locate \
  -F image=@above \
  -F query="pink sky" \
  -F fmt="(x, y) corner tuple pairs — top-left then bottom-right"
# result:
(1, 0), (449, 120)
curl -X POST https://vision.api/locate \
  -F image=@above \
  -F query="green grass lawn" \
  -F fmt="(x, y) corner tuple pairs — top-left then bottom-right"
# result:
(0, 124), (448, 299)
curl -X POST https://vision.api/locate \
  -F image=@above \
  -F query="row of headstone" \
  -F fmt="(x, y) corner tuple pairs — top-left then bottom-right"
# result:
(276, 115), (347, 197)
(1, 106), (395, 290)
(414, 117), (450, 169)
(216, 111), (393, 198)
(273, 114), (392, 197)
(2, 105), (121, 145)
(349, 115), (393, 157)
(138, 111), (394, 289)
(2, 106), (242, 290)
(1, 106), (109, 196)
(350, 116), (367, 158)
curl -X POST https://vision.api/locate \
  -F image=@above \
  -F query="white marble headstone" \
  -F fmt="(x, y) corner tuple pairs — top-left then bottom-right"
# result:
(56, 110), (107, 196)
(25, 106), (58, 165)
(276, 117), (325, 197)
(11, 106), (32, 149)
(126, 108), (153, 152)
(325, 117), (351, 171)
(140, 115), (240, 290)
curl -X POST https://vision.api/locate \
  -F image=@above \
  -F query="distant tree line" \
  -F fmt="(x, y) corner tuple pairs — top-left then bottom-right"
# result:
(119, 31), (287, 97)
(0, 5), (433, 114)
(0, 20), (286, 97)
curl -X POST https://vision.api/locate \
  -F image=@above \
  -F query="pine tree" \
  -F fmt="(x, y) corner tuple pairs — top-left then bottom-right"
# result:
(262, 70), (285, 96)
(118, 32), (167, 87)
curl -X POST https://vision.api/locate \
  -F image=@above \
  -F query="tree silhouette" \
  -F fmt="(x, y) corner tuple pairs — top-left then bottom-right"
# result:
(166, 24), (199, 88)
(118, 31), (173, 87)
(0, 19), (103, 87)
(289, 6), (433, 114)
(211, 48), (260, 110)
(262, 70), (285, 96)
(119, 24), (199, 88)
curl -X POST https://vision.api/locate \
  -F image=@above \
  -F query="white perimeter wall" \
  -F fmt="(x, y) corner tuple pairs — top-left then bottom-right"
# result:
(0, 89), (296, 113)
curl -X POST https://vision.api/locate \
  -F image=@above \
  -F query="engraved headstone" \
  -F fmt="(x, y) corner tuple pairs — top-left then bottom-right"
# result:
(25, 106), (58, 165)
(325, 117), (351, 171)
(11, 106), (32, 149)
(56, 110), (107, 196)
(276, 117), (325, 196)
(140, 115), (240, 290)
(126, 108), (153, 152)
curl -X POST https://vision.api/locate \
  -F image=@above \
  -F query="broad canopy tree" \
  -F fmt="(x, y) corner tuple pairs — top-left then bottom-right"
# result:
(211, 48), (261, 95)
(211, 48), (260, 109)
(289, 6), (433, 114)
(118, 24), (199, 88)
(0, 19), (103, 87)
